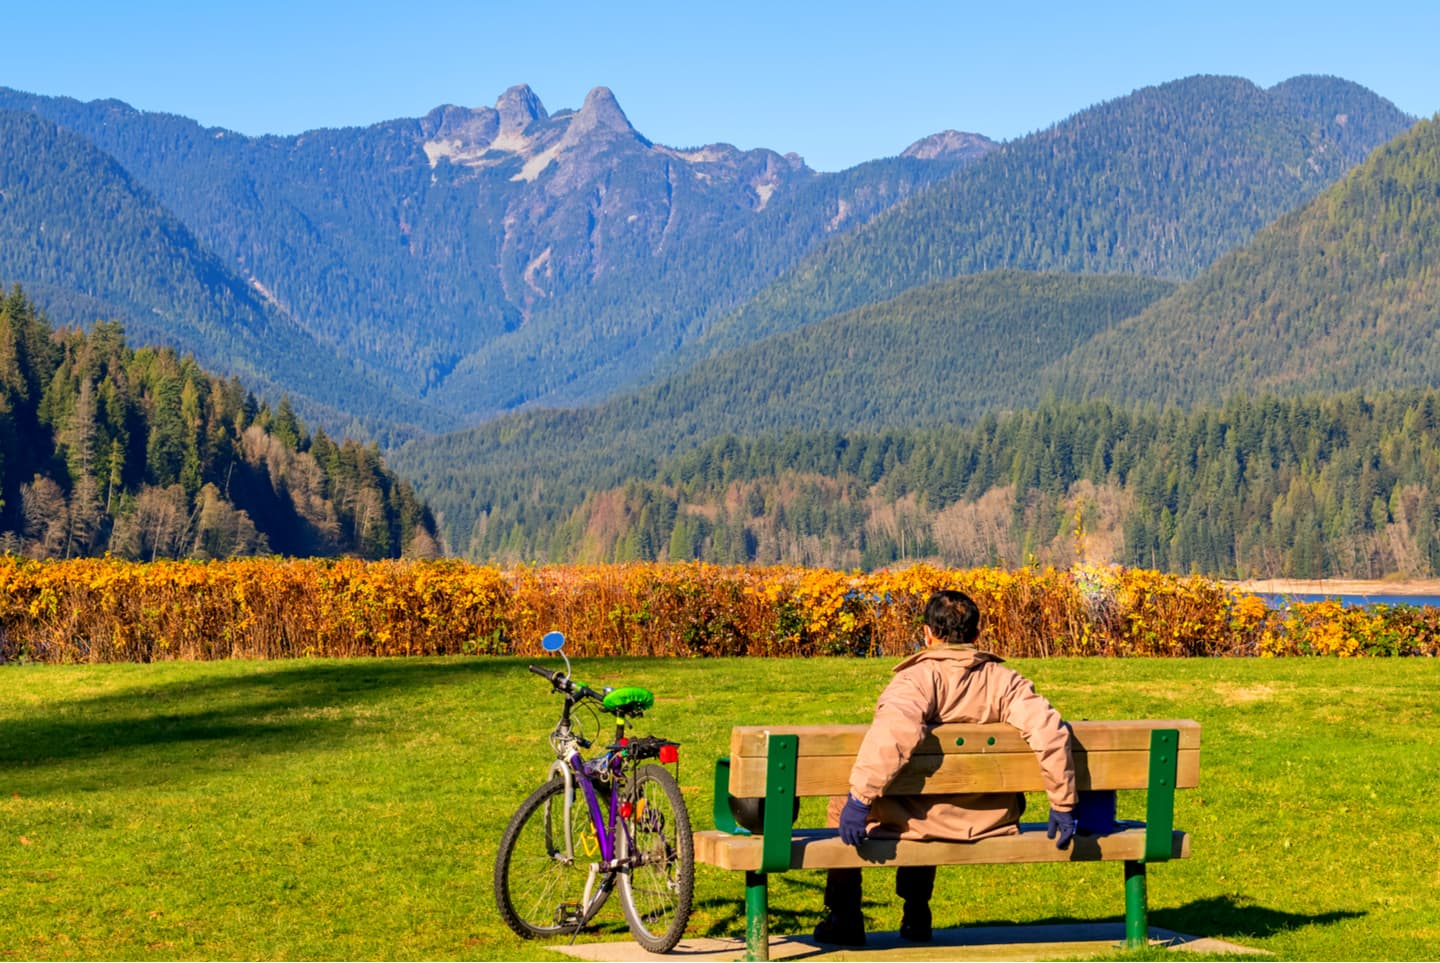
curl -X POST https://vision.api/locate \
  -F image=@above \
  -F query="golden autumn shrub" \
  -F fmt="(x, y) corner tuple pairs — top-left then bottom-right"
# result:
(0, 556), (1436, 663)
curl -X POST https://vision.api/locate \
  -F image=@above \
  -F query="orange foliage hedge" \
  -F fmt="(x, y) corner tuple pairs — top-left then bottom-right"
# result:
(1, 557), (1436, 663)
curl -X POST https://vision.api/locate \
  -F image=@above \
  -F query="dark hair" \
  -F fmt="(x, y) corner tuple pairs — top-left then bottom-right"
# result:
(924, 590), (981, 646)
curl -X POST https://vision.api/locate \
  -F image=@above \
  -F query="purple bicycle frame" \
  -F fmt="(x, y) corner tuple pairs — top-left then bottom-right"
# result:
(567, 750), (625, 863)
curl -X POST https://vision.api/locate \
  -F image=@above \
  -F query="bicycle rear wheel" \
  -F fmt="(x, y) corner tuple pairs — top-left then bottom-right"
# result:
(494, 776), (613, 940)
(618, 764), (694, 952)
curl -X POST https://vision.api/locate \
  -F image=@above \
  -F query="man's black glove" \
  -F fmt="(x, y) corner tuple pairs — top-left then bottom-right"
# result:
(838, 794), (871, 846)
(1047, 807), (1077, 849)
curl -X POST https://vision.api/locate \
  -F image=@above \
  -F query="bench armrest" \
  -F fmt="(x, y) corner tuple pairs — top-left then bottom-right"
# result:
(1143, 727), (1179, 862)
(711, 735), (802, 872)
(712, 757), (749, 835)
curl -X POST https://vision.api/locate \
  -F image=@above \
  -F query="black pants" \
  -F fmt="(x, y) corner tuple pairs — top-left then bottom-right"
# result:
(824, 794), (1022, 916)
(823, 865), (934, 914)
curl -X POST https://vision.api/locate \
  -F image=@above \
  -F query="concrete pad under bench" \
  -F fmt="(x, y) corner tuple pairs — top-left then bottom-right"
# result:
(553, 922), (1262, 962)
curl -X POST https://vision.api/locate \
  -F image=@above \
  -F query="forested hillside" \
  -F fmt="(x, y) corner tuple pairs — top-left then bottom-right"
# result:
(607, 271), (1175, 432)
(0, 287), (439, 560)
(441, 392), (1440, 579)
(0, 110), (434, 441)
(1049, 115), (1440, 406)
(697, 75), (1415, 355)
(391, 270), (1175, 552)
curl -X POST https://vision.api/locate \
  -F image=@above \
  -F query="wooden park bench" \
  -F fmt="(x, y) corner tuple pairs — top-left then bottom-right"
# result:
(694, 719), (1200, 961)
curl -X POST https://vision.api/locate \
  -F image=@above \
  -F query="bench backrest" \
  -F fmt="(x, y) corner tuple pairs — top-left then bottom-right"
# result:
(726, 719), (1201, 798)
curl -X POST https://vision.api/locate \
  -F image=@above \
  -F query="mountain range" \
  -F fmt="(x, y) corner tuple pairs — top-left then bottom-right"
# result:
(0, 83), (983, 427)
(3, 73), (1438, 573)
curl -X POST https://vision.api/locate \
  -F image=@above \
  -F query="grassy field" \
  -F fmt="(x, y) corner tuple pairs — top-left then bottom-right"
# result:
(3, 654), (1437, 961)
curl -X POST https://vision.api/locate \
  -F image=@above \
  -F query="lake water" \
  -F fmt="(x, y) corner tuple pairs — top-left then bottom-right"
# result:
(1256, 592), (1440, 609)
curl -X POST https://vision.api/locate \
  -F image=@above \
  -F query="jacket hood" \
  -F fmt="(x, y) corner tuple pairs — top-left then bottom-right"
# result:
(890, 642), (1005, 674)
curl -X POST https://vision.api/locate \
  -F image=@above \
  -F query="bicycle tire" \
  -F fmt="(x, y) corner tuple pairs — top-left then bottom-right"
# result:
(617, 764), (694, 952)
(494, 776), (614, 940)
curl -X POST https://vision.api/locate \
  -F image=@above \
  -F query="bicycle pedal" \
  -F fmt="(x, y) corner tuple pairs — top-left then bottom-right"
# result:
(555, 903), (584, 928)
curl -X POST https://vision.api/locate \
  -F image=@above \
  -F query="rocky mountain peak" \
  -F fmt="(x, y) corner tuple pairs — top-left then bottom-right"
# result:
(901, 129), (998, 162)
(496, 84), (548, 136)
(571, 86), (637, 136)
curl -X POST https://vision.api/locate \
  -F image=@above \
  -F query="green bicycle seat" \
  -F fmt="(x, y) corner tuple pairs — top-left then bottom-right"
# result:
(603, 686), (654, 716)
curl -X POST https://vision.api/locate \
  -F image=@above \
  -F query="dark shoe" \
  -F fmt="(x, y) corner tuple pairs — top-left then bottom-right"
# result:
(899, 903), (932, 943)
(813, 912), (867, 947)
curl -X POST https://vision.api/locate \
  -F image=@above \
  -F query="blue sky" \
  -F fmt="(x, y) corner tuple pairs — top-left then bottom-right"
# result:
(8, 1), (1438, 171)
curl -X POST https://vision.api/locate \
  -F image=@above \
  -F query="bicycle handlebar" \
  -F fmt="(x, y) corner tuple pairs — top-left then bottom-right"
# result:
(527, 664), (603, 704)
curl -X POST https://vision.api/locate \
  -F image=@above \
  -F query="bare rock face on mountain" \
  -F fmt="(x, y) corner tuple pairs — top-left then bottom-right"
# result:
(420, 84), (782, 191)
(901, 129), (998, 161)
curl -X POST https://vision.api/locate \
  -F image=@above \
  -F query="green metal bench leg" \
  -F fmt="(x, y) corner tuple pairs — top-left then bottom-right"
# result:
(1124, 860), (1148, 948)
(745, 871), (769, 961)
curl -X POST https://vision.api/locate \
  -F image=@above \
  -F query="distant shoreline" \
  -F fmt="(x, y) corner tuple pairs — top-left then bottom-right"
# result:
(1228, 578), (1440, 597)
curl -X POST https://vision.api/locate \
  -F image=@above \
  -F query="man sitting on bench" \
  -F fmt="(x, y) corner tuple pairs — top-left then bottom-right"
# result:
(815, 589), (1079, 947)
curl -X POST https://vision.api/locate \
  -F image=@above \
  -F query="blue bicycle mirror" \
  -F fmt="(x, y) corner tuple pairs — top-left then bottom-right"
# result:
(541, 630), (572, 678)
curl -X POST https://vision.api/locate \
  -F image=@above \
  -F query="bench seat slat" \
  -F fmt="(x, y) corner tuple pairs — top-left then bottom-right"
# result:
(694, 825), (1190, 871)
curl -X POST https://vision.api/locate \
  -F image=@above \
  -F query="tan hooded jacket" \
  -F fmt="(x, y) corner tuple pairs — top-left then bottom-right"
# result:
(829, 643), (1076, 841)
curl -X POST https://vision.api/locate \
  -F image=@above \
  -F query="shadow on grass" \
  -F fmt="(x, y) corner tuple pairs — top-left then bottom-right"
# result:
(1154, 895), (1365, 940)
(695, 873), (826, 940)
(693, 887), (1364, 945)
(0, 658), (510, 792)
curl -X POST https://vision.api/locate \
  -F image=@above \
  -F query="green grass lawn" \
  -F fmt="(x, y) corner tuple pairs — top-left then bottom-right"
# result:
(3, 654), (1437, 961)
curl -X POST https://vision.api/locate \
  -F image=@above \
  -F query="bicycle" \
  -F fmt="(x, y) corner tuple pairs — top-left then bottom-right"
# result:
(494, 631), (694, 953)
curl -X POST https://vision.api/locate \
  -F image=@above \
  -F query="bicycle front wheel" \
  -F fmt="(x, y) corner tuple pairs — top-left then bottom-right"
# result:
(494, 776), (613, 940)
(618, 764), (694, 952)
